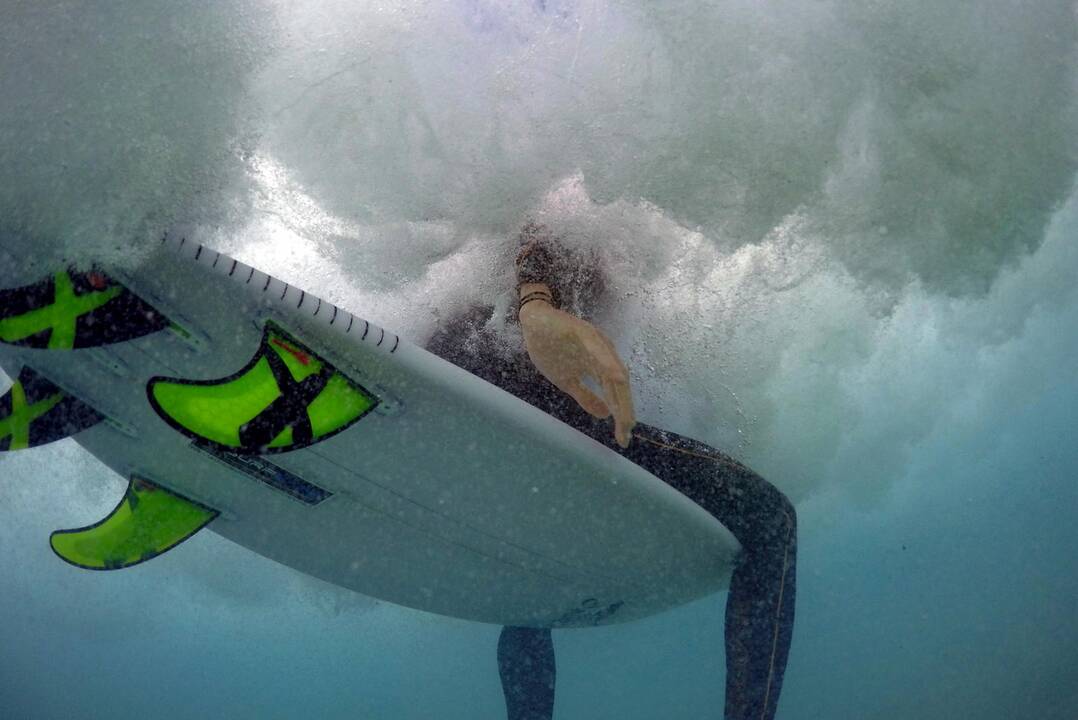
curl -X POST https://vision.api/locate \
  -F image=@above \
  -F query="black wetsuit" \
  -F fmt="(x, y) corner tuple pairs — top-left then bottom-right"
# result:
(424, 229), (797, 720)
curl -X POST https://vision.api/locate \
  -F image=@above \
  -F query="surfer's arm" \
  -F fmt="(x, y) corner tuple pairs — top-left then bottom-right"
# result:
(515, 226), (635, 447)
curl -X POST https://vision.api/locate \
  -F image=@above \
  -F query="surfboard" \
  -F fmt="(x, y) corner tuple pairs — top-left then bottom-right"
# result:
(0, 231), (738, 628)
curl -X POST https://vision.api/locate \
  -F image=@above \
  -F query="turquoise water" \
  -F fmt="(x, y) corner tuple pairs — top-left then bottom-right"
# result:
(2, 1), (1077, 718)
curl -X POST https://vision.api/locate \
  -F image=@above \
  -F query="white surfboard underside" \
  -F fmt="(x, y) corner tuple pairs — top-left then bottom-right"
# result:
(0, 234), (738, 628)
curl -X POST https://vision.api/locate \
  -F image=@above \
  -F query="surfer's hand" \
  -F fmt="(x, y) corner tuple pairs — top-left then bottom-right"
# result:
(519, 284), (636, 447)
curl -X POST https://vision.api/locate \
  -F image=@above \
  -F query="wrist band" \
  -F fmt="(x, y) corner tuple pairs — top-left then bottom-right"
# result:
(519, 292), (554, 311)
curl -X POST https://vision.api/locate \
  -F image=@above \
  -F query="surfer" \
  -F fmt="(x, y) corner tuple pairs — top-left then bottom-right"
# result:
(425, 223), (797, 720)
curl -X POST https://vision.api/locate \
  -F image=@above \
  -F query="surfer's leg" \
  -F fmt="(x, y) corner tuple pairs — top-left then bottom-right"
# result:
(424, 311), (793, 718)
(497, 626), (556, 720)
(717, 485), (796, 720)
(621, 427), (797, 720)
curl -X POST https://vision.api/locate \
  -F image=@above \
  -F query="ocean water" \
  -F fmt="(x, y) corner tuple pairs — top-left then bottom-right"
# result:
(2, 1), (1077, 718)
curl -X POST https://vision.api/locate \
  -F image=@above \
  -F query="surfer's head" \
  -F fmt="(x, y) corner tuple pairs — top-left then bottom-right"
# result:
(516, 221), (605, 321)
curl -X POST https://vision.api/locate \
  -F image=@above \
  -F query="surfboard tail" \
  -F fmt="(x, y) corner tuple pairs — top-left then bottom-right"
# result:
(0, 369), (216, 569)
(0, 367), (104, 451)
(50, 476), (218, 570)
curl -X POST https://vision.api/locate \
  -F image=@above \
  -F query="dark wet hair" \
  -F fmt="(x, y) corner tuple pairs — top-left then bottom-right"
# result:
(516, 222), (605, 319)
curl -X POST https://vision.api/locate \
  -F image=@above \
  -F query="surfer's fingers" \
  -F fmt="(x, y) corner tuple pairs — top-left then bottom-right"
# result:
(576, 326), (635, 446)
(588, 347), (634, 447)
(563, 379), (611, 419)
(600, 371), (635, 447)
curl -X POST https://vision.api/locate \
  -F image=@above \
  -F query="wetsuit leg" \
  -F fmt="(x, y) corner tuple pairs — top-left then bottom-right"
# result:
(619, 425), (797, 720)
(490, 417), (796, 720)
(424, 311), (795, 720)
(492, 407), (797, 720)
(498, 626), (556, 720)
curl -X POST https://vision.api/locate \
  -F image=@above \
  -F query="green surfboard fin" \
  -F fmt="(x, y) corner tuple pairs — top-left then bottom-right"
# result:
(50, 477), (218, 570)
(0, 367), (104, 451)
(147, 323), (378, 455)
(0, 268), (170, 350)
